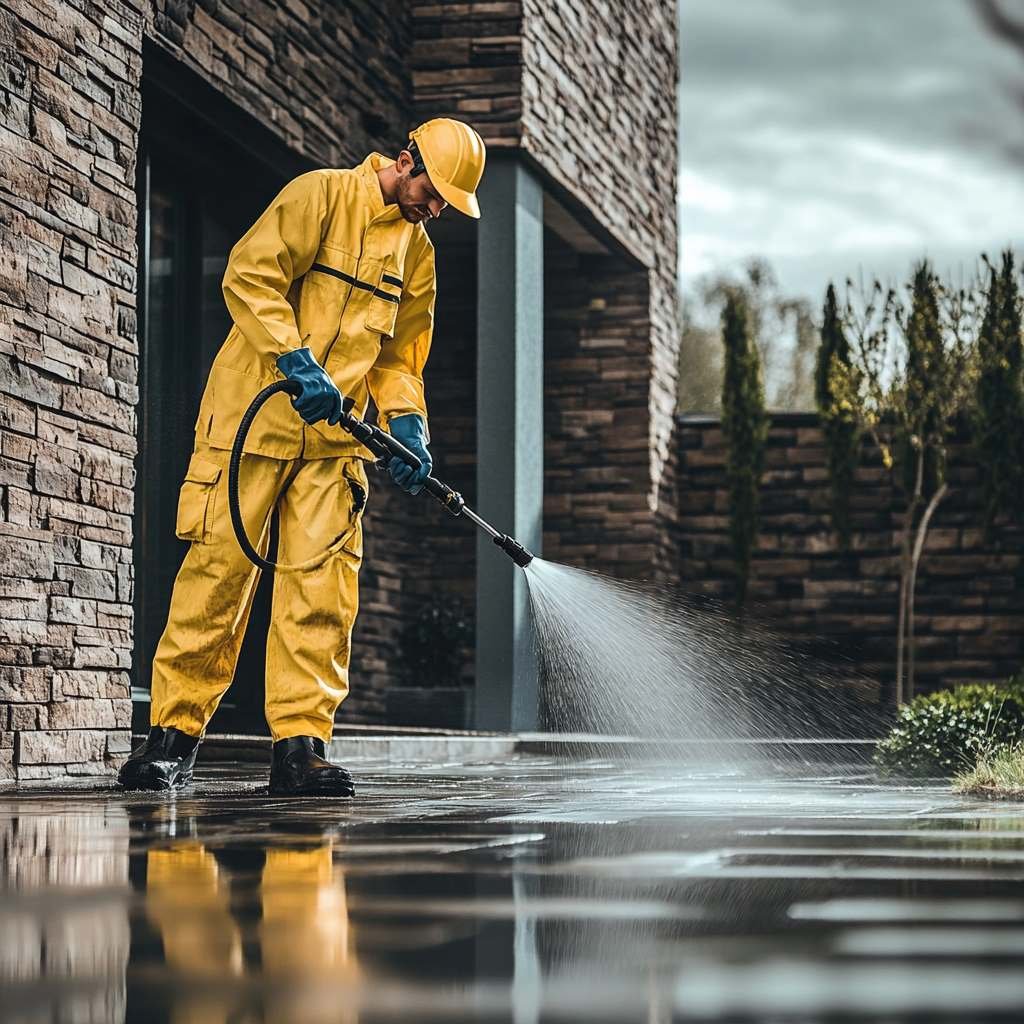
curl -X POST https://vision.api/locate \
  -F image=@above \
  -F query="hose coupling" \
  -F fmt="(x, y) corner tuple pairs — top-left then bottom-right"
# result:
(442, 489), (465, 517)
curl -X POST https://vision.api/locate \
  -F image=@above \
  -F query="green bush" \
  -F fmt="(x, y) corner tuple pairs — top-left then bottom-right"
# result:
(874, 680), (1024, 778)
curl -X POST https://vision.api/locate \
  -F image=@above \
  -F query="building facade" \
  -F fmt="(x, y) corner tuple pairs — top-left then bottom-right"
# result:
(0, 0), (679, 780)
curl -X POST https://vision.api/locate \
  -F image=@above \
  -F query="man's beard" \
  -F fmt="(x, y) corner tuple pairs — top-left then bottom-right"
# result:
(395, 177), (426, 223)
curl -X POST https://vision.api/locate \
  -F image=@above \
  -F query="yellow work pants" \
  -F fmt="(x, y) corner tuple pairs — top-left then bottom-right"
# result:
(146, 841), (359, 1024)
(150, 440), (367, 742)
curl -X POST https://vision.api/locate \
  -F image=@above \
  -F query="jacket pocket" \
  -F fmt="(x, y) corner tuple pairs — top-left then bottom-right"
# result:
(175, 455), (222, 543)
(303, 246), (356, 358)
(365, 263), (402, 338)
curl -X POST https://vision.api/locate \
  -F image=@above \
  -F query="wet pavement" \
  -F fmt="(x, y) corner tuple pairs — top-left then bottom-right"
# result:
(3, 756), (1024, 1022)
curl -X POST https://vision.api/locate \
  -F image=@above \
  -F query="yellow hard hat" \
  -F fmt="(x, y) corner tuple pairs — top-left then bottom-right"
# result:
(408, 118), (486, 219)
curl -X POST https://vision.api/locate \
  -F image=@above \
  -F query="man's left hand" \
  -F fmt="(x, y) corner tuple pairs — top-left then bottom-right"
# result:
(387, 414), (432, 495)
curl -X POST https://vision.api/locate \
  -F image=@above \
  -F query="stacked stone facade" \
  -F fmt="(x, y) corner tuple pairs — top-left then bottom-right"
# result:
(410, 1), (522, 145)
(520, 0), (680, 577)
(542, 242), (656, 579)
(0, 1), (142, 780)
(674, 414), (1024, 699)
(410, 0), (681, 581)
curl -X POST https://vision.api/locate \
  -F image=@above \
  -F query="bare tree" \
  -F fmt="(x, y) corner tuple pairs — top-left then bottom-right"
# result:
(833, 266), (980, 705)
(975, 0), (1024, 56)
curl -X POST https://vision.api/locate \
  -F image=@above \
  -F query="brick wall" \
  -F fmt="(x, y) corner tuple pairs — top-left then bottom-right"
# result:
(0, 0), (143, 781)
(542, 239), (655, 580)
(348, 239), (479, 721)
(674, 413), (1024, 699)
(145, 0), (412, 166)
(410, 0), (522, 145)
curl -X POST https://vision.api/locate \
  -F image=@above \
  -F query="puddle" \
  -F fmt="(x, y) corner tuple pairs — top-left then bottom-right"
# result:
(3, 758), (1024, 1022)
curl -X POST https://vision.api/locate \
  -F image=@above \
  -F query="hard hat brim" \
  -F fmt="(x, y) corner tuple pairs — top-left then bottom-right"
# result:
(430, 172), (481, 219)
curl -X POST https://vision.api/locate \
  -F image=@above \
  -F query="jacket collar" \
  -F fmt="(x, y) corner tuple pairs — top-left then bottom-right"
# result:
(358, 152), (403, 222)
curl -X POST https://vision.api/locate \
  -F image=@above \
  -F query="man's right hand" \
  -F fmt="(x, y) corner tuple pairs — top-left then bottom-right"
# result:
(275, 347), (343, 425)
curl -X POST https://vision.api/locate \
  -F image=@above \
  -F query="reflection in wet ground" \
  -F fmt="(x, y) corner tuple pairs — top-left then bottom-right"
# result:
(3, 757), (1024, 1022)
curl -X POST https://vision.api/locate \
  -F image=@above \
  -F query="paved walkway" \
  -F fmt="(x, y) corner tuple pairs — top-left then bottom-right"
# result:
(3, 756), (1024, 1022)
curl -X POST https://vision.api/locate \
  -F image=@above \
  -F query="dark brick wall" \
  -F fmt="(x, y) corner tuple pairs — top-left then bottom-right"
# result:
(674, 413), (1024, 699)
(542, 237), (655, 580)
(411, 0), (681, 580)
(410, 0), (522, 145)
(145, 0), (413, 167)
(348, 239), (479, 722)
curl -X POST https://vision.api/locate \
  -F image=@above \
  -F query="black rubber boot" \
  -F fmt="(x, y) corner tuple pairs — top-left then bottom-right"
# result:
(117, 726), (201, 791)
(269, 736), (355, 797)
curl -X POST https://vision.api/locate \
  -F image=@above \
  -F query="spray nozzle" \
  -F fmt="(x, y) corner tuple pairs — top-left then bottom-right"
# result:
(494, 533), (534, 568)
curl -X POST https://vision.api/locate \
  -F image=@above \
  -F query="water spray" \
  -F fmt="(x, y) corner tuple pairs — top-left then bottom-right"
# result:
(228, 380), (535, 572)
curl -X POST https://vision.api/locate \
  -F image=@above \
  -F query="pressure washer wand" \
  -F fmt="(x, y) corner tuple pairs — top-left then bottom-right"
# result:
(228, 381), (534, 571)
(334, 396), (534, 568)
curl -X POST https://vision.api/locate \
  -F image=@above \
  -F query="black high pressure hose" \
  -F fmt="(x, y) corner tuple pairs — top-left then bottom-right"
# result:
(228, 380), (535, 573)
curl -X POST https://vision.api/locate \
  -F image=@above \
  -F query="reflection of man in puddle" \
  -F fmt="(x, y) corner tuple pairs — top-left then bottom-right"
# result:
(144, 831), (359, 1023)
(118, 117), (488, 798)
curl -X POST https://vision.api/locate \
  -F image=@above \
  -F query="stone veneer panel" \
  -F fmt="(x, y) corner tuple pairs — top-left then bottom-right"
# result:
(542, 238), (655, 580)
(0, 0), (143, 781)
(520, 0), (680, 570)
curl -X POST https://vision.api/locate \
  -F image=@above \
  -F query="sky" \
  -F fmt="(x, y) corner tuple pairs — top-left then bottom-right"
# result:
(678, 0), (1024, 307)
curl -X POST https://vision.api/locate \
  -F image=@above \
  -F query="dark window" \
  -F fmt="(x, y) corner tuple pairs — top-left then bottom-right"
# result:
(133, 44), (311, 733)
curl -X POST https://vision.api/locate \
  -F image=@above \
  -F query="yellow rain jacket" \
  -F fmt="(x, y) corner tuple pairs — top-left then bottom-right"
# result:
(196, 152), (436, 460)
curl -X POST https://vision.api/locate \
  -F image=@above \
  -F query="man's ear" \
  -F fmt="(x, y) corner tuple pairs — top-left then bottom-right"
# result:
(395, 149), (413, 175)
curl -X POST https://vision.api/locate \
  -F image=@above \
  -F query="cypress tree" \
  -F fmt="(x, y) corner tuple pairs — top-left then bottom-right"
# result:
(721, 291), (768, 607)
(974, 250), (1024, 535)
(898, 262), (944, 498)
(815, 283), (860, 548)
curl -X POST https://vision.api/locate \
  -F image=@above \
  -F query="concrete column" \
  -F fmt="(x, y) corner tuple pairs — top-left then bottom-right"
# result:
(474, 155), (544, 731)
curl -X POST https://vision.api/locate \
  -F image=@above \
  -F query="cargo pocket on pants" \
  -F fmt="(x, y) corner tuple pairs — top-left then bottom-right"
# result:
(339, 460), (368, 560)
(174, 455), (222, 543)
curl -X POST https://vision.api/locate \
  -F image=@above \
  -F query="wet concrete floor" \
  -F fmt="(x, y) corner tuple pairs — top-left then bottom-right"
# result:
(3, 756), (1024, 1022)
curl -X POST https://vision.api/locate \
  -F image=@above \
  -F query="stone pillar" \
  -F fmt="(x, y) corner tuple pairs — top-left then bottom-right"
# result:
(474, 156), (544, 731)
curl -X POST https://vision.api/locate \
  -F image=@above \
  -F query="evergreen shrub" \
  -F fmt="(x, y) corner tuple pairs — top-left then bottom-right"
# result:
(874, 679), (1024, 777)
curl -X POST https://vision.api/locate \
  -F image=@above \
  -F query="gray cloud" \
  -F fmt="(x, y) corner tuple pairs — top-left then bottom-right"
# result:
(679, 0), (1024, 302)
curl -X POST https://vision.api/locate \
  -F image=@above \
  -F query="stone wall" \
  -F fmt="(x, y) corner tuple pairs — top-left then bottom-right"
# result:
(0, 0), (143, 781)
(348, 239), (479, 722)
(674, 413), (1024, 699)
(144, 0), (412, 165)
(410, 0), (522, 145)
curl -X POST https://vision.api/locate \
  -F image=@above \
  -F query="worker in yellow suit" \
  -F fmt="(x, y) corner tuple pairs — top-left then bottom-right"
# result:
(119, 119), (487, 796)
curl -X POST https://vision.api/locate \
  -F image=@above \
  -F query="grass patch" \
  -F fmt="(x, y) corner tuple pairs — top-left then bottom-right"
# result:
(953, 743), (1024, 799)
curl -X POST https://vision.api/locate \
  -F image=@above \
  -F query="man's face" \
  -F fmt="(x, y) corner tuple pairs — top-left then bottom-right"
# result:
(394, 150), (448, 224)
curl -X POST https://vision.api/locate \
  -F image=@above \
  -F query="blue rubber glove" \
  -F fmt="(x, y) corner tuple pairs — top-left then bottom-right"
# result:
(275, 347), (343, 425)
(387, 414), (432, 495)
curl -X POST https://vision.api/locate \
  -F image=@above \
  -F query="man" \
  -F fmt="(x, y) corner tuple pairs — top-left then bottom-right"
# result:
(118, 118), (487, 796)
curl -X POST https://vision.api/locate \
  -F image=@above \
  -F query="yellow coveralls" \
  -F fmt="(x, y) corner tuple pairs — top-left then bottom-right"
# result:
(151, 152), (436, 742)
